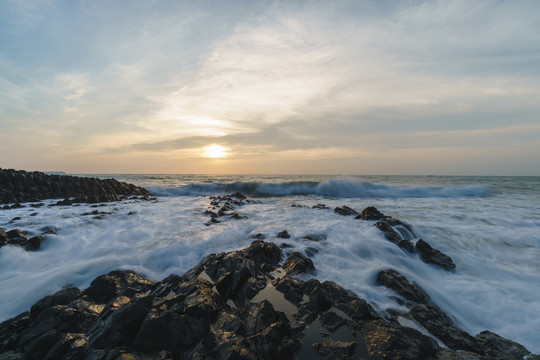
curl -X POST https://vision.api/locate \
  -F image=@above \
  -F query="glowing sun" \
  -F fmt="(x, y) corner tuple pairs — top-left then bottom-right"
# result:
(203, 144), (227, 158)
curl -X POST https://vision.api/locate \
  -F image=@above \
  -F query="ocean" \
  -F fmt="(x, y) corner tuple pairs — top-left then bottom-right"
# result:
(1, 175), (539, 352)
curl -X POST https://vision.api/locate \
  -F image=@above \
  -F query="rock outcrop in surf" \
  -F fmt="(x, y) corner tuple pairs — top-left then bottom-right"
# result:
(0, 168), (151, 205)
(1, 240), (537, 360)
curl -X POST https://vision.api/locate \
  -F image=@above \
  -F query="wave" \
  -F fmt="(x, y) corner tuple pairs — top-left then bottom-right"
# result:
(147, 178), (492, 198)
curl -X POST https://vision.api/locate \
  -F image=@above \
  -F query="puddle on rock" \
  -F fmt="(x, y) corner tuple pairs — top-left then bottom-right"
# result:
(251, 283), (297, 322)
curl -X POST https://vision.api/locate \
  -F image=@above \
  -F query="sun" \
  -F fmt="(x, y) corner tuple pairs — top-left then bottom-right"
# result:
(203, 144), (227, 158)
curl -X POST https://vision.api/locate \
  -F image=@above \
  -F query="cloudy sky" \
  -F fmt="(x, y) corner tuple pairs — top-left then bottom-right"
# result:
(1, 0), (539, 175)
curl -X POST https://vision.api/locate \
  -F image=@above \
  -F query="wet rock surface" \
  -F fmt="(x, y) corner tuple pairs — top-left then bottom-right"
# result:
(203, 193), (255, 226)
(0, 168), (151, 205)
(376, 269), (429, 305)
(1, 240), (536, 360)
(0, 228), (56, 251)
(415, 239), (456, 271)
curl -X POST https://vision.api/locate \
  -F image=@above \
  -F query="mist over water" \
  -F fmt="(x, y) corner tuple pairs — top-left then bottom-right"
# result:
(1, 175), (539, 353)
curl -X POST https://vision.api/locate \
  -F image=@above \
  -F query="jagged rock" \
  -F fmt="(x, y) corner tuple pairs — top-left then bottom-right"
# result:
(398, 240), (415, 253)
(334, 206), (359, 216)
(277, 230), (291, 239)
(282, 252), (315, 276)
(475, 330), (534, 360)
(1, 240), (537, 360)
(376, 269), (429, 305)
(416, 239), (456, 271)
(409, 304), (483, 354)
(0, 229), (51, 251)
(313, 338), (356, 359)
(374, 221), (402, 244)
(355, 206), (387, 220)
(360, 319), (440, 359)
(312, 204), (330, 210)
(85, 270), (153, 304)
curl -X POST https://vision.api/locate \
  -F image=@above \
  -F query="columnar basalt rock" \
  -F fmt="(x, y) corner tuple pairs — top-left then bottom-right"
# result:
(0, 168), (151, 205)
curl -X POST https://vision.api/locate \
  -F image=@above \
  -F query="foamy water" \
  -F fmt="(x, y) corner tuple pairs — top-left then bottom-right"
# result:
(1, 175), (539, 353)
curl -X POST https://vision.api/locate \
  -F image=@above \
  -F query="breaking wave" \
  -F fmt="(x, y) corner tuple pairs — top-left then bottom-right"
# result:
(147, 178), (492, 198)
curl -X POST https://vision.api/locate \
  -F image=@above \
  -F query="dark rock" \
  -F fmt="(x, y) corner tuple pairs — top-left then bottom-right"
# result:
(355, 206), (387, 220)
(312, 204), (330, 210)
(376, 269), (429, 305)
(334, 205), (359, 216)
(398, 240), (415, 253)
(280, 243), (293, 248)
(2, 239), (536, 360)
(360, 319), (440, 360)
(313, 338), (356, 359)
(416, 239), (456, 271)
(304, 247), (319, 257)
(8, 217), (21, 223)
(85, 270), (152, 303)
(277, 230), (291, 239)
(374, 221), (402, 244)
(250, 233), (265, 240)
(283, 252), (315, 276)
(24, 235), (45, 251)
(409, 304), (483, 354)
(475, 330), (534, 360)
(299, 233), (327, 242)
(0, 168), (151, 204)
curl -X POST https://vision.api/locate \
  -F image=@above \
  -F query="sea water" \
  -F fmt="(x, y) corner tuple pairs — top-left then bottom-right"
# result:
(0, 175), (539, 352)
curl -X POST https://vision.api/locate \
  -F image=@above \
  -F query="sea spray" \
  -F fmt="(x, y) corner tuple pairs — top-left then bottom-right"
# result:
(148, 178), (492, 198)
(0, 175), (538, 353)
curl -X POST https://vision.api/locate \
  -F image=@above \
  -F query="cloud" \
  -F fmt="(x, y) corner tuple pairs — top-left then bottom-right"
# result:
(1, 0), (539, 174)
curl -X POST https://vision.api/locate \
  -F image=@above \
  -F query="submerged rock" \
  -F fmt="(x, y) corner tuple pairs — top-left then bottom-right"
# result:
(0, 228), (52, 251)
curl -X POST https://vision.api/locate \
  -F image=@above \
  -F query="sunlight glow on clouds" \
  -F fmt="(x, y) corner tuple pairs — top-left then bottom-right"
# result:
(0, 0), (539, 174)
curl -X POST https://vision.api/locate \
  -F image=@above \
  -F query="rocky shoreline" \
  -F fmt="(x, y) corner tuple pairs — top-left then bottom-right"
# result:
(0, 169), (151, 205)
(0, 186), (538, 359)
(1, 239), (538, 360)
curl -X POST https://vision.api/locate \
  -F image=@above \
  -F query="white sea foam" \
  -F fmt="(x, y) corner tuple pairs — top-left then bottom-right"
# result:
(0, 176), (539, 353)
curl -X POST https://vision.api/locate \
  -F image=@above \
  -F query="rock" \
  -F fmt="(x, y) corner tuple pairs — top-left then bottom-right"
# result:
(415, 239), (456, 271)
(360, 319), (440, 359)
(312, 204), (330, 210)
(355, 206), (387, 220)
(409, 304), (483, 354)
(283, 252), (315, 276)
(277, 230), (291, 239)
(0, 168), (151, 204)
(85, 270), (152, 303)
(313, 338), (356, 359)
(304, 247), (319, 257)
(475, 330), (535, 360)
(398, 240), (415, 253)
(24, 235), (45, 251)
(299, 233), (327, 242)
(376, 269), (429, 305)
(374, 221), (402, 244)
(1, 240), (536, 360)
(334, 206), (359, 216)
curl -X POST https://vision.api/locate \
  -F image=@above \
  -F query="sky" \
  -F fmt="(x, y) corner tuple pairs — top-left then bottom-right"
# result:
(1, 0), (539, 175)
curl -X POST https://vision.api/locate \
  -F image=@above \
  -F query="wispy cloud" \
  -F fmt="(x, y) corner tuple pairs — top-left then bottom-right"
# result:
(1, 0), (539, 174)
